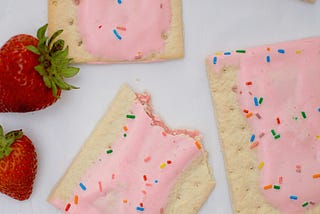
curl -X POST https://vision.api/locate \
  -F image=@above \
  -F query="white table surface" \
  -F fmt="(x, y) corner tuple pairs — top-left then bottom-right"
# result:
(0, 0), (320, 213)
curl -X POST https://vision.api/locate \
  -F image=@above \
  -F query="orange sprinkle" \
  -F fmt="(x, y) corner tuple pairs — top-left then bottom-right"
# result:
(194, 141), (202, 150)
(123, 199), (128, 203)
(312, 174), (320, 179)
(266, 47), (271, 51)
(264, 184), (272, 190)
(246, 112), (253, 118)
(116, 26), (127, 31)
(249, 141), (259, 149)
(123, 126), (128, 131)
(74, 195), (79, 205)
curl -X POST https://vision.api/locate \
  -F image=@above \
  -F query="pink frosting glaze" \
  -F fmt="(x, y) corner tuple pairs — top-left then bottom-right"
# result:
(51, 98), (202, 213)
(209, 38), (320, 213)
(75, 0), (171, 60)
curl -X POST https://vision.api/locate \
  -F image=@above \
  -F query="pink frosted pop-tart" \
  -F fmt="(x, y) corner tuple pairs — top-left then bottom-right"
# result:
(206, 38), (320, 214)
(48, 85), (214, 213)
(48, 0), (184, 63)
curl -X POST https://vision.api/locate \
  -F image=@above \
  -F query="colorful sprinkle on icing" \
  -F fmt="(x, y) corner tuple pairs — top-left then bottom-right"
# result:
(113, 29), (122, 40)
(312, 173), (320, 179)
(236, 50), (246, 53)
(65, 203), (71, 212)
(250, 134), (256, 142)
(160, 163), (166, 169)
(258, 162), (265, 169)
(250, 141), (259, 149)
(264, 184), (272, 190)
(302, 202), (309, 207)
(301, 111), (307, 119)
(266, 55), (271, 63)
(254, 97), (259, 106)
(213, 56), (217, 65)
(278, 49), (285, 54)
(194, 141), (202, 150)
(224, 52), (231, 55)
(79, 182), (87, 191)
(273, 185), (281, 190)
(136, 206), (145, 211)
(290, 195), (298, 200)
(126, 114), (136, 119)
(117, 0), (122, 4)
(74, 195), (79, 204)
(106, 149), (113, 154)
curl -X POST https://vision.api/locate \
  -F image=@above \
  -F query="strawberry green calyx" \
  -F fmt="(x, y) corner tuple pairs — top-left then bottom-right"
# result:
(0, 125), (23, 159)
(26, 24), (80, 97)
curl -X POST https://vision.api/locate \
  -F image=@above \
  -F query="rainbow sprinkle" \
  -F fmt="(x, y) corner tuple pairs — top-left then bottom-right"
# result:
(213, 56), (217, 64)
(126, 114), (136, 119)
(194, 141), (202, 150)
(278, 49), (285, 54)
(254, 97), (259, 106)
(258, 162), (265, 169)
(117, 0), (122, 4)
(312, 173), (320, 179)
(236, 50), (246, 53)
(74, 195), (79, 204)
(264, 184), (272, 190)
(302, 202), (309, 207)
(79, 182), (87, 191)
(301, 111), (307, 119)
(113, 29), (122, 40)
(136, 206), (145, 211)
(249, 141), (259, 149)
(290, 195), (298, 200)
(273, 185), (281, 190)
(250, 134), (256, 142)
(106, 149), (113, 154)
(65, 203), (71, 211)
(224, 52), (231, 55)
(160, 163), (166, 169)
(266, 55), (271, 63)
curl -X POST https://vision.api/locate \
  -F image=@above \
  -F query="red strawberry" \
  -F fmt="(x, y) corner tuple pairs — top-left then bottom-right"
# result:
(0, 125), (37, 200)
(0, 24), (79, 112)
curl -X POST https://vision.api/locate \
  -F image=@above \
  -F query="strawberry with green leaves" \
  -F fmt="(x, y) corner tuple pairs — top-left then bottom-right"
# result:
(0, 125), (37, 200)
(0, 24), (79, 112)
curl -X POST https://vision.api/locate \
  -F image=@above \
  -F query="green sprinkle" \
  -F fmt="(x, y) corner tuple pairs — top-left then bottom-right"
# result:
(236, 50), (246, 53)
(302, 202), (309, 207)
(123, 133), (127, 137)
(273, 185), (281, 190)
(301, 111), (307, 119)
(271, 129), (276, 136)
(106, 149), (113, 154)
(274, 134), (281, 139)
(126, 114), (136, 119)
(259, 97), (264, 104)
(292, 116), (298, 120)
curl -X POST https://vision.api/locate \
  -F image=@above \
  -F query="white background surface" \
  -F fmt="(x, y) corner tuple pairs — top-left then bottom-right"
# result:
(0, 0), (320, 213)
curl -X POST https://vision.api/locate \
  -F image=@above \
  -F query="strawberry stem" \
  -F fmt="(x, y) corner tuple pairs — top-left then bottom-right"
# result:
(0, 125), (23, 159)
(26, 24), (80, 98)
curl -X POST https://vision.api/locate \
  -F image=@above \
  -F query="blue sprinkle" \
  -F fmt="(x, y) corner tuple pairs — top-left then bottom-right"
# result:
(290, 195), (298, 200)
(224, 52), (231, 55)
(213, 56), (217, 64)
(254, 97), (259, 106)
(250, 134), (256, 142)
(136, 207), (145, 211)
(154, 180), (159, 183)
(117, 0), (122, 4)
(318, 107), (320, 112)
(113, 29), (122, 40)
(278, 49), (285, 54)
(266, 55), (271, 63)
(79, 182), (87, 191)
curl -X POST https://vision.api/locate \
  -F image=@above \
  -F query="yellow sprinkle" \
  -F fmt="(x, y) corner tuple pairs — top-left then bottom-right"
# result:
(296, 50), (302, 54)
(194, 141), (202, 150)
(258, 162), (265, 170)
(215, 52), (222, 56)
(74, 195), (79, 205)
(316, 135), (320, 140)
(160, 163), (167, 169)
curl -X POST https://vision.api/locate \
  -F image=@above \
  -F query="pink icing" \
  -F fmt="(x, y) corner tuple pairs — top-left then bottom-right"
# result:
(51, 98), (202, 213)
(75, 0), (171, 60)
(209, 37), (320, 213)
